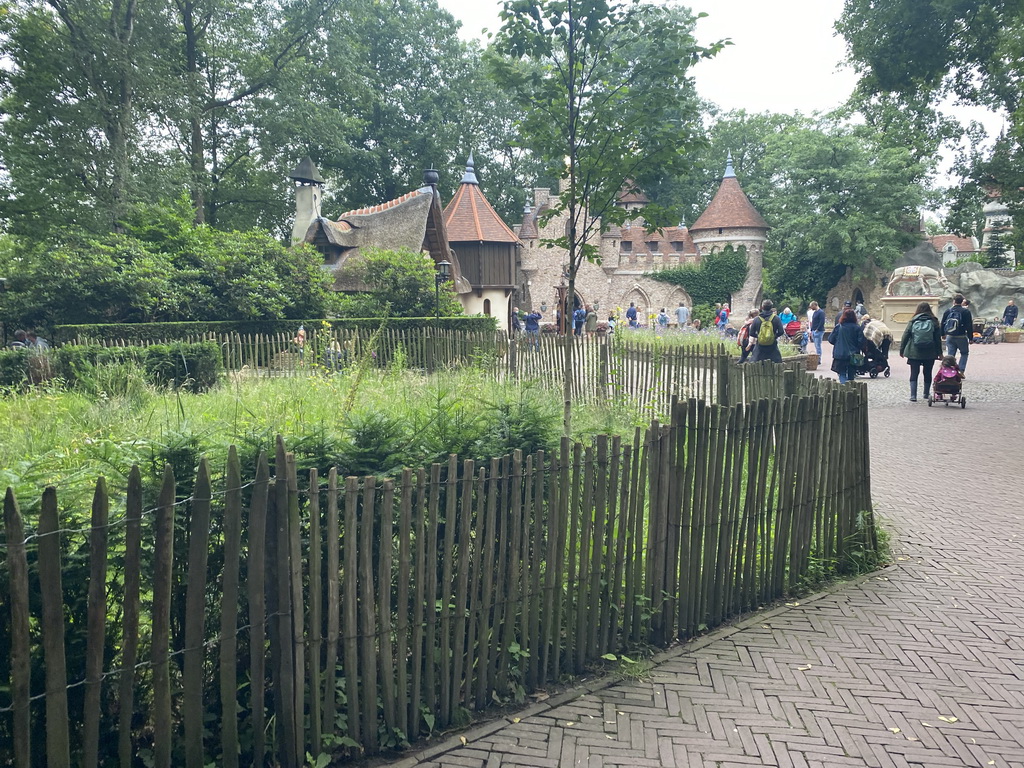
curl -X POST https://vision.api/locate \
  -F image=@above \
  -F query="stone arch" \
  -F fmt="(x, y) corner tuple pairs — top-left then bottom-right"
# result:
(664, 286), (693, 308)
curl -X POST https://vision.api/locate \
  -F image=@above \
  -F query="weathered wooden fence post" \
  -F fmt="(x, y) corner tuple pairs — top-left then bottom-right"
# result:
(4, 490), (32, 768)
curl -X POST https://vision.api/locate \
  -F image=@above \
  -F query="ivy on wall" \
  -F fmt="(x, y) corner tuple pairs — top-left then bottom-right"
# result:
(649, 247), (748, 307)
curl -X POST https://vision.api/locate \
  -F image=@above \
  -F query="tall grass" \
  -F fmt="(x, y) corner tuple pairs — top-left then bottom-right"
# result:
(0, 368), (643, 517)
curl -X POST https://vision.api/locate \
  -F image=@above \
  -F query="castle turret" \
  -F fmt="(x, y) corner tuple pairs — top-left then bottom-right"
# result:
(289, 156), (325, 245)
(442, 154), (521, 330)
(688, 152), (769, 311)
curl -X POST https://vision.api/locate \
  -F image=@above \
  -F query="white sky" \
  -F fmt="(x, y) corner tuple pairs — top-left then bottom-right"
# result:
(436, 0), (1007, 213)
(437, 0), (859, 114)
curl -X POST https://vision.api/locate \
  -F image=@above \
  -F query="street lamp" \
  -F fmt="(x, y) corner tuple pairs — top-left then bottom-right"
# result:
(434, 260), (451, 321)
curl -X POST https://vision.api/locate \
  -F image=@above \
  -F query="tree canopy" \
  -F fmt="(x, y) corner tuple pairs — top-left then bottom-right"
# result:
(333, 249), (464, 319)
(838, 0), (1024, 247)
(0, 198), (336, 330)
(490, 0), (722, 431)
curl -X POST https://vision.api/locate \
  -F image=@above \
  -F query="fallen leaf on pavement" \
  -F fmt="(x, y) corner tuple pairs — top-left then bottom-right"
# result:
(938, 716), (958, 724)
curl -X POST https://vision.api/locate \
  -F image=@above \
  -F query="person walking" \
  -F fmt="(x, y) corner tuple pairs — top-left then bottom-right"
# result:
(625, 301), (638, 329)
(828, 308), (866, 384)
(900, 301), (942, 402)
(940, 293), (972, 373)
(573, 305), (586, 337)
(510, 306), (523, 335)
(524, 309), (542, 349)
(1003, 298), (1018, 327)
(585, 305), (598, 334)
(675, 301), (690, 328)
(737, 309), (759, 364)
(808, 301), (826, 356)
(747, 300), (786, 363)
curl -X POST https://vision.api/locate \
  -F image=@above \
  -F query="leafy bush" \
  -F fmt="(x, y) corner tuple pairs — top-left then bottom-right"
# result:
(0, 196), (337, 331)
(334, 248), (465, 319)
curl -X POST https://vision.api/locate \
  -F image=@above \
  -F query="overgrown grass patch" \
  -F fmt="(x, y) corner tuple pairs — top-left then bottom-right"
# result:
(0, 368), (643, 517)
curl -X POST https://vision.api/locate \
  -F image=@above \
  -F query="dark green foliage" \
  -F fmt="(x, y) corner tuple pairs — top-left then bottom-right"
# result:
(141, 343), (223, 393)
(650, 249), (747, 307)
(336, 412), (414, 478)
(0, 349), (30, 387)
(0, 197), (337, 331)
(55, 316), (497, 343)
(334, 248), (466, 319)
(470, 391), (560, 464)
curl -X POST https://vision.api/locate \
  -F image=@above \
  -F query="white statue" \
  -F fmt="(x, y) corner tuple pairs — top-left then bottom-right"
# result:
(884, 265), (950, 297)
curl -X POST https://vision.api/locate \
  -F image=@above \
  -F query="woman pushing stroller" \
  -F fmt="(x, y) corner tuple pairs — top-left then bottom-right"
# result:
(899, 301), (942, 403)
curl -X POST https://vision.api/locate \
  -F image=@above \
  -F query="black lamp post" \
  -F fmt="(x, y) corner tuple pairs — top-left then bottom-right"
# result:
(434, 260), (451, 321)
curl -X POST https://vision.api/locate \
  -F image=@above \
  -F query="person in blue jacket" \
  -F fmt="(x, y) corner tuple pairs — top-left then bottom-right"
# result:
(828, 308), (866, 383)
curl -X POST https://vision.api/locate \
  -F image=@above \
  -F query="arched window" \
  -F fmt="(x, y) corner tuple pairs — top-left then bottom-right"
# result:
(483, 298), (491, 316)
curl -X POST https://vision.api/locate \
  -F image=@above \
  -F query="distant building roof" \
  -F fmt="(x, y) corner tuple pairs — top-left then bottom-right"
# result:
(443, 156), (520, 243)
(618, 184), (650, 205)
(929, 234), (980, 254)
(302, 186), (471, 293)
(689, 157), (768, 233)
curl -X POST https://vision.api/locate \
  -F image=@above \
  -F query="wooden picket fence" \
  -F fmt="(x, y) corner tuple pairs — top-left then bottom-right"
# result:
(1, 382), (874, 768)
(77, 327), (799, 415)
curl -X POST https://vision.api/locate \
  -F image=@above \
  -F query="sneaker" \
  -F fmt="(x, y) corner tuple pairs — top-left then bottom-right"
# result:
(910, 397), (917, 402)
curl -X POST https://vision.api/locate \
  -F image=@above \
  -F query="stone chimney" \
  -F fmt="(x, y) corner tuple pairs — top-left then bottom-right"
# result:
(288, 156), (325, 245)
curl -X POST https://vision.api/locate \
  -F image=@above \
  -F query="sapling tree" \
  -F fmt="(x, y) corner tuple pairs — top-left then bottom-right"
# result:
(490, 0), (723, 433)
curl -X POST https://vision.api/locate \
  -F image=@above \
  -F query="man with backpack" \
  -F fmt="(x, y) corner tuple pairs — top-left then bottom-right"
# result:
(746, 299), (786, 363)
(573, 305), (587, 336)
(940, 293), (973, 373)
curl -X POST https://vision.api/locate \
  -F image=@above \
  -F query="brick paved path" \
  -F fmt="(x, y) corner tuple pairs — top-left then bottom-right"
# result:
(398, 343), (1024, 768)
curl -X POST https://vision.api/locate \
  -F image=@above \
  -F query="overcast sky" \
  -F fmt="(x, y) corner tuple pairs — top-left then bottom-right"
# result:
(436, 0), (859, 115)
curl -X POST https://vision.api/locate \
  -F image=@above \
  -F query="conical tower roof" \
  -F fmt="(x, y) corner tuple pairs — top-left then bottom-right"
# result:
(288, 156), (325, 184)
(443, 154), (520, 243)
(689, 153), (768, 233)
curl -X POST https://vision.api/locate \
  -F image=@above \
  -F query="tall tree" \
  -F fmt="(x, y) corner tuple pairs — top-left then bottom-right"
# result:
(490, 0), (721, 433)
(0, 0), (168, 233)
(838, 0), (1024, 243)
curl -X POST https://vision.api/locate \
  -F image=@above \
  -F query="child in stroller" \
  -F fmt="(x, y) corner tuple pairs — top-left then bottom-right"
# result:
(856, 316), (892, 378)
(929, 355), (966, 408)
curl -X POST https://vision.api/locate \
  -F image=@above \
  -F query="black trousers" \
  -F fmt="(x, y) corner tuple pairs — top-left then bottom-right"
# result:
(908, 358), (935, 393)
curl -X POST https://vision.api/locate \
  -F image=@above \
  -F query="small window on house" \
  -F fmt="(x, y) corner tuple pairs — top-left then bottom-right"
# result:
(620, 240), (632, 252)
(646, 241), (659, 253)
(718, 228), (723, 235)
(672, 241), (685, 253)
(483, 299), (491, 316)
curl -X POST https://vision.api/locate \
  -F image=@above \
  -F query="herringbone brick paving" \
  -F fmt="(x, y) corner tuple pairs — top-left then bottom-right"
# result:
(404, 343), (1024, 767)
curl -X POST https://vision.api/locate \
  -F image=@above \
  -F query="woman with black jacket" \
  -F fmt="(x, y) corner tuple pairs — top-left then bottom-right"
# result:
(828, 308), (866, 383)
(899, 301), (942, 402)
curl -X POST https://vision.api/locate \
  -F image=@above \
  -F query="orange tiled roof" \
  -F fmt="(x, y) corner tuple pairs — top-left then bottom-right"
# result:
(929, 234), (979, 253)
(443, 182), (519, 243)
(689, 177), (768, 232)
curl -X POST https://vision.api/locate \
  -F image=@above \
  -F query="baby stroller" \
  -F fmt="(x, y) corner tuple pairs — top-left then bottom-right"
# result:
(856, 336), (891, 378)
(929, 360), (966, 408)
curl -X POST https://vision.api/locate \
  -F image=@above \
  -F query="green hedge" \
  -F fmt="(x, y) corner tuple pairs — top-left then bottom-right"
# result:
(0, 342), (223, 392)
(55, 316), (498, 342)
